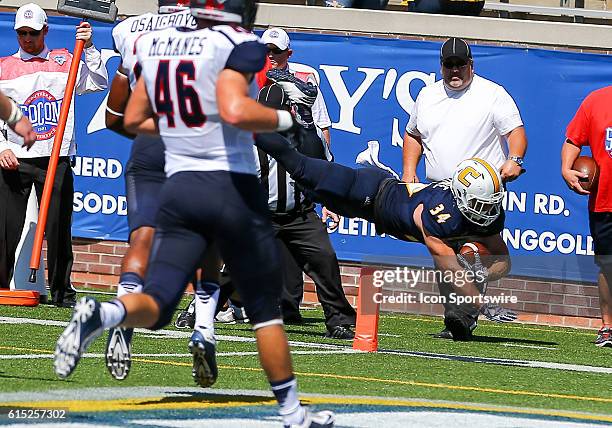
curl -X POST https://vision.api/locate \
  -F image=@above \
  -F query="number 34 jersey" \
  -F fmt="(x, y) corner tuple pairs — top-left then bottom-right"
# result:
(135, 25), (267, 177)
(375, 179), (505, 244)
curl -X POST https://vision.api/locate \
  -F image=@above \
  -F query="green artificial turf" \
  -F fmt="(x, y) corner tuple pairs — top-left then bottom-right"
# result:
(0, 296), (610, 417)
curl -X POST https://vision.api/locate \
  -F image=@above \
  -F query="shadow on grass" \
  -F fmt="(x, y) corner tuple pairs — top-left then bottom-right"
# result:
(426, 333), (558, 346)
(469, 336), (558, 346)
(0, 372), (69, 383)
(137, 391), (275, 407)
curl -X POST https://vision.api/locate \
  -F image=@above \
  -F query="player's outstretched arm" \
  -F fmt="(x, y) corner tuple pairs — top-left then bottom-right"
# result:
(424, 232), (518, 322)
(413, 204), (482, 301)
(473, 234), (511, 282)
(124, 77), (158, 135)
(217, 69), (293, 133)
(106, 68), (136, 139)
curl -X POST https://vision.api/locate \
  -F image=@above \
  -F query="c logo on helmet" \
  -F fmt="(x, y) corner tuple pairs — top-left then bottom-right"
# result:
(472, 158), (501, 192)
(458, 166), (481, 187)
(22, 91), (63, 141)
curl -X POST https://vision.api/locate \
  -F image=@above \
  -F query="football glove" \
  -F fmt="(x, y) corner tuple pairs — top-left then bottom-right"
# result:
(456, 253), (471, 270)
(456, 252), (488, 294)
(266, 68), (318, 107)
(479, 303), (518, 323)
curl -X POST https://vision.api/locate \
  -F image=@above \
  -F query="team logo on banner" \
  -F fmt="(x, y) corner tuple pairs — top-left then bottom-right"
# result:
(21, 91), (63, 141)
(606, 127), (612, 158)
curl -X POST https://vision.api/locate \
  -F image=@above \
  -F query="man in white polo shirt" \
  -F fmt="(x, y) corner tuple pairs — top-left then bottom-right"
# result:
(402, 37), (527, 340)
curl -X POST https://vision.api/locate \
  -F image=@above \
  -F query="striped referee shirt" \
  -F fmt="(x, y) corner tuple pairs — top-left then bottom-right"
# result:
(255, 127), (332, 214)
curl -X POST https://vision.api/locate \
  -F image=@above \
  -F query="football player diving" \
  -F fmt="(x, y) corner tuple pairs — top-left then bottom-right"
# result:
(255, 113), (518, 340)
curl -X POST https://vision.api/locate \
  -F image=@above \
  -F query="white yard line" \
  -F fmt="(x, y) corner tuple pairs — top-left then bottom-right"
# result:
(0, 349), (356, 360)
(503, 343), (557, 351)
(1, 316), (610, 375)
(374, 348), (612, 374)
(0, 317), (345, 350)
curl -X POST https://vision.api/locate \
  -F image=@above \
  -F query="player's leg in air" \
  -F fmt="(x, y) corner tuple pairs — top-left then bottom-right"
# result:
(256, 131), (391, 223)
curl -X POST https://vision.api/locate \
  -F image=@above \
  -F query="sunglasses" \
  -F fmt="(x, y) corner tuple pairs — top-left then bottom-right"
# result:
(443, 60), (469, 69)
(16, 29), (42, 37)
(268, 47), (287, 55)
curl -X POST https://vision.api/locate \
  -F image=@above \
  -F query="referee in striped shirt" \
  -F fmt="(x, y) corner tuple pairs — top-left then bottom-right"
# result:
(256, 84), (356, 340)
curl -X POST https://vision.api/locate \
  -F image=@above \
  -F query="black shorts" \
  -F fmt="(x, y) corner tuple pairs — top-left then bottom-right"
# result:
(142, 171), (283, 328)
(589, 211), (612, 269)
(125, 135), (166, 234)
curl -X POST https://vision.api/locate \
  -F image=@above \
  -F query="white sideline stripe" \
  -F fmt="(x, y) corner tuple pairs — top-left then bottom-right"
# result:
(2, 316), (610, 375)
(374, 349), (612, 374)
(503, 343), (557, 351)
(0, 317), (345, 350)
(0, 350), (356, 360)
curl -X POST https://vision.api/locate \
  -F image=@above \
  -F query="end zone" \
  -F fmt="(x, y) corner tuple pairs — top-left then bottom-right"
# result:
(1, 387), (610, 427)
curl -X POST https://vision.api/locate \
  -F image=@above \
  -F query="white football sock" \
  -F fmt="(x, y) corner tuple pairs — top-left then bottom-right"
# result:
(117, 272), (143, 297)
(100, 300), (126, 329)
(194, 281), (220, 335)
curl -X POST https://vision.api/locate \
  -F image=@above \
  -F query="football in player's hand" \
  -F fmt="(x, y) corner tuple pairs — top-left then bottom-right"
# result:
(459, 242), (490, 265)
(572, 156), (599, 192)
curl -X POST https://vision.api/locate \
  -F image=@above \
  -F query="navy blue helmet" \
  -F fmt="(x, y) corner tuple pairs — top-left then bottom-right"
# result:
(190, 0), (257, 30)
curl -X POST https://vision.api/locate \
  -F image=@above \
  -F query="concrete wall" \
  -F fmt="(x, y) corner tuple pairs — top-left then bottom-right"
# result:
(0, 1), (609, 50)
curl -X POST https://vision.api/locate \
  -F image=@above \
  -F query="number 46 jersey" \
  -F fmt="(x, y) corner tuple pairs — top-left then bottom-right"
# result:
(135, 25), (267, 177)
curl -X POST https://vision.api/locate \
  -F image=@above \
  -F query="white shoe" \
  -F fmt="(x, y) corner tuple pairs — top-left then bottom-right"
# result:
(54, 297), (104, 379)
(284, 409), (335, 428)
(188, 330), (218, 388)
(215, 307), (237, 324)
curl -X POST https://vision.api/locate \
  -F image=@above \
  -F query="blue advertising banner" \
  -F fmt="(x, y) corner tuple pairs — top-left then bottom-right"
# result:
(284, 33), (611, 283)
(0, 12), (609, 281)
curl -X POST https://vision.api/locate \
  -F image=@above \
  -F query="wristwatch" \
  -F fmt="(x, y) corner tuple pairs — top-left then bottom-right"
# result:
(508, 156), (524, 166)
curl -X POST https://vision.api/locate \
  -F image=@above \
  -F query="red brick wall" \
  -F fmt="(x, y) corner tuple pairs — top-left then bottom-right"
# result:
(71, 239), (128, 291)
(68, 238), (601, 328)
(303, 265), (601, 328)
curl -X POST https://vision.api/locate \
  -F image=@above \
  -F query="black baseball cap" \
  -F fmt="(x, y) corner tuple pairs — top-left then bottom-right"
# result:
(440, 37), (472, 63)
(257, 83), (291, 110)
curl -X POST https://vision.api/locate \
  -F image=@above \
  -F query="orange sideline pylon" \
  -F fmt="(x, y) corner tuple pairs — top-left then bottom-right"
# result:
(352, 267), (379, 352)
(0, 290), (40, 306)
(29, 36), (86, 283)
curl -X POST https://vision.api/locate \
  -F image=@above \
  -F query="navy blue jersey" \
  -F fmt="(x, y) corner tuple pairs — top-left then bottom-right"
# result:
(374, 179), (504, 243)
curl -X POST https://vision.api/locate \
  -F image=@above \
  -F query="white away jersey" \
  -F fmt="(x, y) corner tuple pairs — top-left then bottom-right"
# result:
(112, 9), (196, 89)
(135, 25), (266, 176)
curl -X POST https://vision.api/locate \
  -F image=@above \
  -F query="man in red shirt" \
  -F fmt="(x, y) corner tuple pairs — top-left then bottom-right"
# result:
(562, 85), (612, 348)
